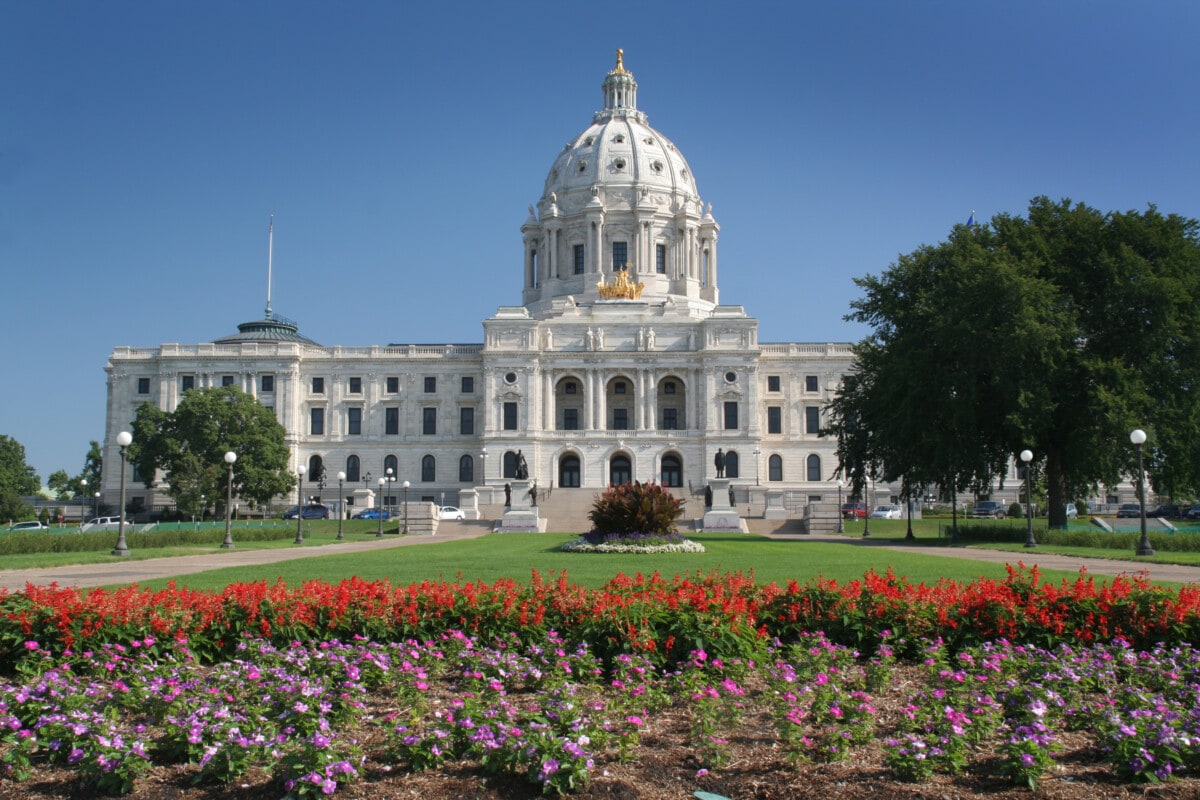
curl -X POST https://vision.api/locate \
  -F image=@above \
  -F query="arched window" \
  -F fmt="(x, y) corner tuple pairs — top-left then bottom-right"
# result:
(768, 454), (783, 482)
(661, 454), (682, 487)
(725, 450), (740, 479)
(459, 455), (474, 483)
(559, 454), (581, 488)
(422, 455), (436, 483)
(503, 451), (518, 479)
(383, 454), (398, 478)
(345, 455), (361, 484)
(308, 455), (325, 483)
(806, 454), (821, 482)
(610, 454), (632, 486)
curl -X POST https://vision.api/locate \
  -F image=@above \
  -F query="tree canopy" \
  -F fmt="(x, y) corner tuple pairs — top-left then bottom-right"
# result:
(0, 435), (40, 497)
(829, 197), (1200, 526)
(129, 386), (294, 513)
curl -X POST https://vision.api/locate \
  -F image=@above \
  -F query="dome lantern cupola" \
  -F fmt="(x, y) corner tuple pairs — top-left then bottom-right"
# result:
(597, 49), (645, 124)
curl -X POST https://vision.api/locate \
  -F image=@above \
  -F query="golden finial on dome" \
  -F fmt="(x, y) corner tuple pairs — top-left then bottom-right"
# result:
(614, 48), (627, 74)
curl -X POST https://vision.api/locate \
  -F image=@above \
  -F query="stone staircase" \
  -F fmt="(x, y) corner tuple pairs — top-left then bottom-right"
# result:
(476, 487), (730, 534)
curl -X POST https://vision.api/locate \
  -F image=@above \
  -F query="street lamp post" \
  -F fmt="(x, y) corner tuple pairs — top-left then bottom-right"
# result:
(862, 477), (872, 538)
(295, 465), (306, 545)
(112, 431), (133, 556)
(377, 477), (386, 537)
(221, 451), (237, 549)
(753, 446), (761, 486)
(336, 471), (346, 540)
(79, 478), (87, 528)
(836, 479), (845, 533)
(1131, 429), (1155, 556)
(385, 467), (395, 519)
(480, 448), (487, 484)
(403, 480), (410, 534)
(1020, 449), (1036, 548)
(93, 491), (100, 523)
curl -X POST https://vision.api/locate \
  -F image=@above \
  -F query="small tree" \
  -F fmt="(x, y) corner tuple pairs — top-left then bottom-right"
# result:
(588, 481), (684, 537)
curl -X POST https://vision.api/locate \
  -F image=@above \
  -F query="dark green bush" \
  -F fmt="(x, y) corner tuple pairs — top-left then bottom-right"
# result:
(588, 481), (684, 537)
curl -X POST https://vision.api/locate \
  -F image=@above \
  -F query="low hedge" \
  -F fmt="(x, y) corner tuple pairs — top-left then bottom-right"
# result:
(0, 525), (301, 555)
(947, 523), (1200, 552)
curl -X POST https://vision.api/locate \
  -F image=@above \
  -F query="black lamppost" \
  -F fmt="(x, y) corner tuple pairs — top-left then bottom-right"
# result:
(79, 478), (87, 527)
(336, 471), (346, 540)
(295, 464), (306, 545)
(385, 467), (395, 519)
(836, 479), (845, 534)
(1131, 429), (1155, 557)
(1020, 449), (1036, 548)
(221, 451), (237, 549)
(403, 479), (410, 534)
(753, 446), (761, 486)
(480, 448), (487, 483)
(112, 431), (132, 556)
(862, 477), (872, 538)
(377, 477), (386, 538)
(93, 491), (100, 522)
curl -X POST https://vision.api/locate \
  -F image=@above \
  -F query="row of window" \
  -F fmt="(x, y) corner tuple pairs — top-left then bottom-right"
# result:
(141, 375), (480, 396)
(309, 453), (473, 485)
(309, 404), (518, 436)
(765, 406), (823, 435)
(766, 375), (821, 393)
(559, 243), (670, 276)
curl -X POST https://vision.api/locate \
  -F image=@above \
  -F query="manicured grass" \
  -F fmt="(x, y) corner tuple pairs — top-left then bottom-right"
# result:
(132, 531), (1093, 593)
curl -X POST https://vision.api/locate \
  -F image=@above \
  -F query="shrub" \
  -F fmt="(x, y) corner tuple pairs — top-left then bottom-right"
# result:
(587, 481), (684, 537)
(1008, 502), (1025, 519)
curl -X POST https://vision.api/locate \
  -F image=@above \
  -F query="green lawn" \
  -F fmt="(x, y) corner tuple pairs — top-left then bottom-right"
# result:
(128, 530), (1097, 593)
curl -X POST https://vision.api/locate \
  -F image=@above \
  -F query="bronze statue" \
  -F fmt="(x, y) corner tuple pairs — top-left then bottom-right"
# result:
(515, 450), (529, 480)
(714, 448), (726, 478)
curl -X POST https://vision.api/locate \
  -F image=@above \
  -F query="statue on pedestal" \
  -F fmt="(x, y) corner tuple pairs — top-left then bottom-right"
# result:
(714, 448), (726, 478)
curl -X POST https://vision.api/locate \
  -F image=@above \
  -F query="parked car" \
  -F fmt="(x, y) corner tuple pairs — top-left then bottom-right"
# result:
(971, 501), (1007, 519)
(869, 504), (902, 519)
(438, 506), (465, 520)
(1148, 504), (1183, 519)
(1187, 505), (1200, 520)
(7, 520), (49, 532)
(282, 504), (331, 520)
(1116, 503), (1142, 519)
(80, 516), (123, 532)
(352, 508), (390, 520)
(840, 502), (867, 519)
(1065, 503), (1078, 520)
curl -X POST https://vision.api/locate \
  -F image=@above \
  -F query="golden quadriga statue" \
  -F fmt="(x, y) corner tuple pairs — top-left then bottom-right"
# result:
(597, 267), (644, 300)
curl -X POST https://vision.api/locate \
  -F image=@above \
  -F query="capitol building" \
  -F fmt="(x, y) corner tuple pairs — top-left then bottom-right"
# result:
(103, 52), (858, 519)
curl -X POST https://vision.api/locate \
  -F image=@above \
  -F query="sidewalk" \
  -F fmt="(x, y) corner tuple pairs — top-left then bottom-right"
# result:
(1, 523), (1197, 594)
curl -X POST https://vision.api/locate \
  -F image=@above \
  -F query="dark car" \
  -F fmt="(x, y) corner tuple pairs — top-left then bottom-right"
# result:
(1116, 503), (1142, 519)
(352, 508), (391, 520)
(282, 504), (331, 520)
(1187, 505), (1200, 520)
(1148, 504), (1183, 519)
(971, 501), (1007, 519)
(840, 502), (867, 519)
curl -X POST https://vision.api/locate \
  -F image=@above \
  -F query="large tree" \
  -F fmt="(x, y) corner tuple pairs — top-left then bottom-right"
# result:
(0, 435), (40, 497)
(830, 198), (1200, 527)
(128, 386), (294, 512)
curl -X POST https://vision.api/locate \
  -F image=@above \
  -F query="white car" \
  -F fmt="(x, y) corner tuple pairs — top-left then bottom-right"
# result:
(7, 520), (49, 532)
(869, 505), (902, 519)
(80, 516), (122, 532)
(437, 506), (465, 520)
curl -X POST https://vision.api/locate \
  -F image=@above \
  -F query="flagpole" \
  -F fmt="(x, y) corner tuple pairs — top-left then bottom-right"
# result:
(265, 214), (274, 320)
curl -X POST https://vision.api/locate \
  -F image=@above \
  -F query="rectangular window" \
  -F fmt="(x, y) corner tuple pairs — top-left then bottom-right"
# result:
(615, 381), (626, 394)
(349, 377), (362, 394)
(612, 408), (629, 430)
(806, 406), (821, 434)
(347, 407), (362, 435)
(664, 381), (676, 394)
(723, 401), (739, 430)
(574, 244), (585, 274)
(460, 407), (474, 435)
(422, 407), (437, 435)
(565, 381), (577, 395)
(563, 408), (579, 430)
(424, 377), (436, 393)
(662, 408), (678, 430)
(312, 377), (325, 394)
(503, 402), (518, 431)
(182, 375), (195, 392)
(611, 241), (628, 270)
(656, 243), (666, 273)
(805, 375), (819, 392)
(221, 375), (235, 387)
(385, 407), (399, 435)
(767, 406), (782, 434)
(767, 375), (781, 392)
(461, 376), (474, 393)
(386, 376), (399, 394)
(310, 408), (325, 435)
(261, 375), (274, 393)
(137, 377), (150, 394)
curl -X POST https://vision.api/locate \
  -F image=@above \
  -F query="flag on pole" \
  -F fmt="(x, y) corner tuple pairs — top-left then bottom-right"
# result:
(966, 210), (975, 227)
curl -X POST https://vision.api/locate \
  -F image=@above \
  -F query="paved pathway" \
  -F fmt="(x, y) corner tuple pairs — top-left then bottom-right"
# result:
(1, 522), (1197, 593)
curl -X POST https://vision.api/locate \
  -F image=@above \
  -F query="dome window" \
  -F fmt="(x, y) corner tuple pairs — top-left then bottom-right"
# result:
(644, 137), (655, 146)
(681, 169), (689, 182)
(578, 160), (588, 174)
(613, 133), (625, 143)
(651, 160), (663, 173)
(584, 136), (594, 146)
(613, 158), (626, 171)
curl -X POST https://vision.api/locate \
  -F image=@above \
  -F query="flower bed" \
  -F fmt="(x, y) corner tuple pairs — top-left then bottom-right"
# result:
(560, 531), (706, 554)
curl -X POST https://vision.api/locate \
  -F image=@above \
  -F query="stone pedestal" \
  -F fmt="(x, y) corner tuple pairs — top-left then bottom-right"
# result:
(702, 478), (744, 532)
(764, 491), (788, 520)
(497, 480), (544, 532)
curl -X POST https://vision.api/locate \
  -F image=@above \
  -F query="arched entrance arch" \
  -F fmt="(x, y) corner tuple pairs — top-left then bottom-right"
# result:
(609, 453), (632, 486)
(558, 453), (581, 488)
(656, 375), (687, 430)
(724, 450), (740, 479)
(661, 452), (683, 487)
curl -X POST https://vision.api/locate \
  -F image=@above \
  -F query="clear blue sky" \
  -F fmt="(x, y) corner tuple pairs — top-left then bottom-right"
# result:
(4, 1), (1198, 483)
